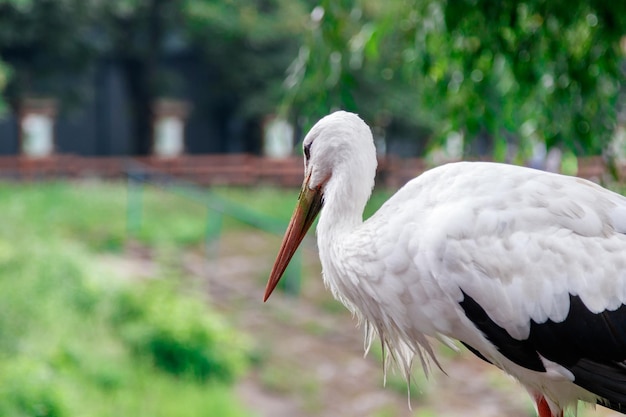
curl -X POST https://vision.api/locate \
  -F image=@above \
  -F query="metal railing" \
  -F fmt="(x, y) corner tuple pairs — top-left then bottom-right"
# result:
(125, 159), (303, 296)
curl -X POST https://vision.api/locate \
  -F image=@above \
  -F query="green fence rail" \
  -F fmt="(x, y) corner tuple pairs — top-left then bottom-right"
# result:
(125, 160), (302, 296)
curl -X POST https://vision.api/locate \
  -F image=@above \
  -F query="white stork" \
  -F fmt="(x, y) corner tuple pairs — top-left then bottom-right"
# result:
(263, 111), (626, 417)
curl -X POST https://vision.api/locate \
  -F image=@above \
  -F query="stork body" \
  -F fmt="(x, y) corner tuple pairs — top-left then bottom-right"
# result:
(264, 111), (626, 417)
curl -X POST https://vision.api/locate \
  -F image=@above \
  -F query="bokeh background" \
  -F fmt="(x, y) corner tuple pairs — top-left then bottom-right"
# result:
(0, 1), (625, 416)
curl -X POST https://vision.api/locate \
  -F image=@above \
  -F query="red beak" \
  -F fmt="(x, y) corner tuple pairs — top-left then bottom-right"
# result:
(264, 175), (324, 301)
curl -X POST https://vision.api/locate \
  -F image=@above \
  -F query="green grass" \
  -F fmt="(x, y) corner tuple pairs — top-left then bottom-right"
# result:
(0, 180), (390, 250)
(0, 180), (254, 417)
(0, 181), (220, 250)
(217, 184), (392, 223)
(6, 178), (618, 417)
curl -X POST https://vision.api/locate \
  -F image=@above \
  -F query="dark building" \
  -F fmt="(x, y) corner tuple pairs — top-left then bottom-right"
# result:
(0, 48), (262, 157)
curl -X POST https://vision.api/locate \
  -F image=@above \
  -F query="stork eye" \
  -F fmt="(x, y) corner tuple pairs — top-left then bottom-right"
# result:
(304, 143), (311, 161)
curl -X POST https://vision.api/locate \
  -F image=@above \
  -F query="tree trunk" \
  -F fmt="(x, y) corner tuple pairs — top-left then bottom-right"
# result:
(114, 0), (165, 155)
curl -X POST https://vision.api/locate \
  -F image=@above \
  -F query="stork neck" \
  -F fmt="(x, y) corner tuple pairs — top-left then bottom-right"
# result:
(316, 171), (369, 244)
(315, 169), (374, 312)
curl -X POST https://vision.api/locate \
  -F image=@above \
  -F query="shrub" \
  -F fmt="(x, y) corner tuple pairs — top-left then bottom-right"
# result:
(0, 358), (66, 417)
(111, 279), (249, 383)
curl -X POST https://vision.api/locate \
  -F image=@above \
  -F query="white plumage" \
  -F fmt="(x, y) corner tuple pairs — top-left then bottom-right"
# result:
(264, 111), (626, 417)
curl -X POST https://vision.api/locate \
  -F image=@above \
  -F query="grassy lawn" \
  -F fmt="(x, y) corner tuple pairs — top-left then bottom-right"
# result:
(3, 178), (621, 417)
(0, 181), (258, 417)
(0, 179), (396, 417)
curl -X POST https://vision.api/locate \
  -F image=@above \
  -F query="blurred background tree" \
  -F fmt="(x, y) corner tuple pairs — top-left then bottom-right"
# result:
(285, 0), (626, 160)
(183, 0), (309, 152)
(0, 0), (95, 109)
(97, 0), (186, 155)
(94, 0), (307, 154)
(0, 0), (308, 154)
(0, 0), (624, 159)
(0, 60), (9, 114)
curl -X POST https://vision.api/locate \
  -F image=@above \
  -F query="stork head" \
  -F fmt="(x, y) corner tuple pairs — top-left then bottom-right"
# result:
(263, 111), (376, 301)
(301, 111), (375, 191)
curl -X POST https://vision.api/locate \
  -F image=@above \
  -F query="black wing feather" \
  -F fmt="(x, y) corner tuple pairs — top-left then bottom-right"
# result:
(459, 290), (545, 371)
(459, 291), (626, 414)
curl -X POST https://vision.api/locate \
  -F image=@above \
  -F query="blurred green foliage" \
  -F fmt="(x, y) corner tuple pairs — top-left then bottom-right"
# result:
(0, 58), (9, 113)
(184, 0), (309, 117)
(285, 0), (626, 158)
(112, 279), (248, 383)
(1, 0), (622, 157)
(0, 0), (96, 107)
(0, 181), (252, 417)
